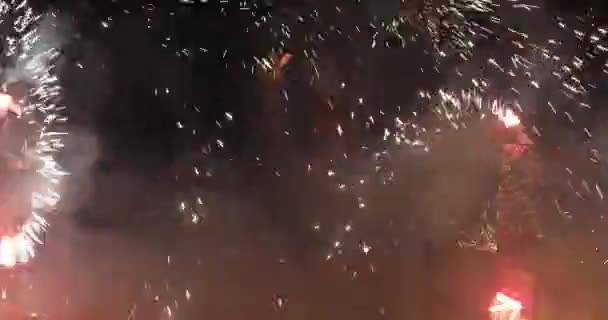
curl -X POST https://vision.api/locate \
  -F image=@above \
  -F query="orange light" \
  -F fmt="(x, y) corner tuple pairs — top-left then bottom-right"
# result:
(489, 292), (523, 313)
(277, 52), (293, 70)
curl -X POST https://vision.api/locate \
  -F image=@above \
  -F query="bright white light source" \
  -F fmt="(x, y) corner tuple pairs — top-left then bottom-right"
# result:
(495, 108), (521, 128)
(0, 235), (16, 267)
(489, 292), (523, 312)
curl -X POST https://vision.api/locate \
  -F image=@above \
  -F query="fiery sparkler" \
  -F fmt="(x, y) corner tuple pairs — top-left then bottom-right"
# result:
(0, 0), (67, 268)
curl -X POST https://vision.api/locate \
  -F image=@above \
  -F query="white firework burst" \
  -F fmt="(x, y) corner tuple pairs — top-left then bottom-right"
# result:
(0, 0), (67, 268)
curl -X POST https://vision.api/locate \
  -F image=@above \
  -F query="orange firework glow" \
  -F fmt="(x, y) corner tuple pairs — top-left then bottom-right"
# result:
(277, 52), (293, 70)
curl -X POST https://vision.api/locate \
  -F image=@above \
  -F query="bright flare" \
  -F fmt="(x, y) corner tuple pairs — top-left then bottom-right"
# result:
(496, 108), (521, 128)
(0, 235), (16, 268)
(489, 292), (523, 312)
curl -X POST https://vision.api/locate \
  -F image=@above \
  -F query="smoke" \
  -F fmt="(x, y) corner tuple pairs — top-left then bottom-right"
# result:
(58, 126), (98, 215)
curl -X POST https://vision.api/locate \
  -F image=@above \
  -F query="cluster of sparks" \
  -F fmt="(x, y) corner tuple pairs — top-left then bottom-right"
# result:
(0, 0), (67, 268)
(161, 0), (608, 263)
(248, 0), (606, 256)
(82, 0), (608, 317)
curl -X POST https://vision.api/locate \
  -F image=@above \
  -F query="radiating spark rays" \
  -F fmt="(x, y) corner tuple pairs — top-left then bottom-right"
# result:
(0, 1), (67, 267)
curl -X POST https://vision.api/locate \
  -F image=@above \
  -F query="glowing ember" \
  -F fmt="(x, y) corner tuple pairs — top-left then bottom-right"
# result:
(277, 52), (293, 70)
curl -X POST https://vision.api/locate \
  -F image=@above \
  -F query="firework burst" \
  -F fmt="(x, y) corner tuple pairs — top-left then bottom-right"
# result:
(0, 0), (67, 267)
